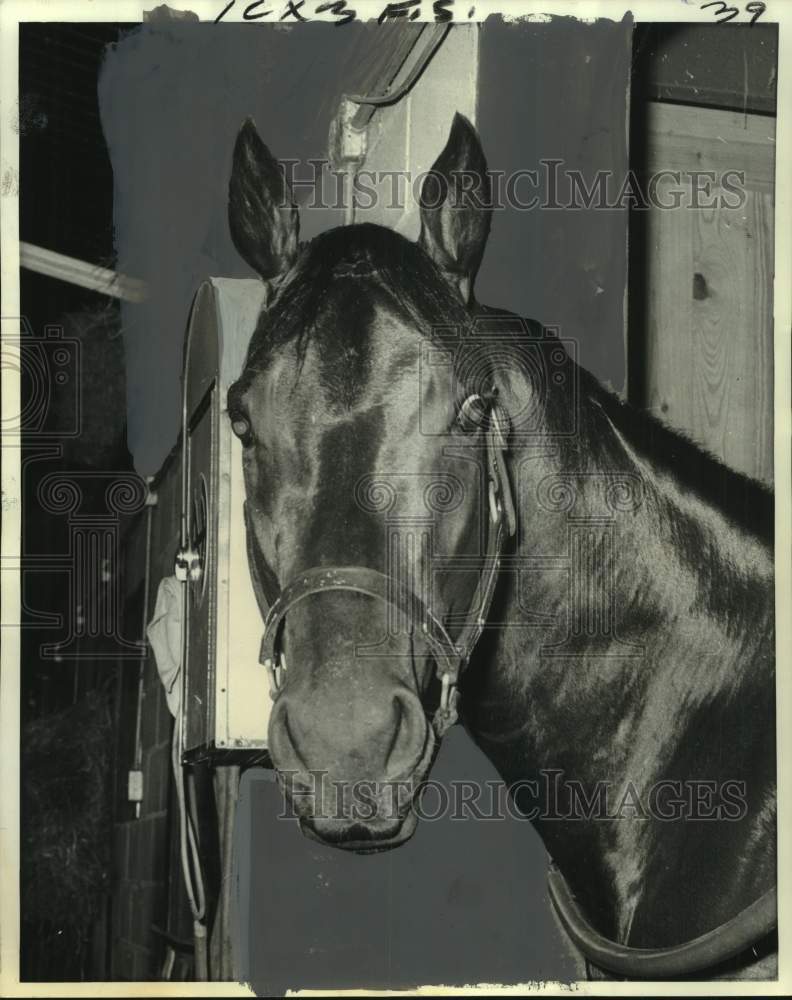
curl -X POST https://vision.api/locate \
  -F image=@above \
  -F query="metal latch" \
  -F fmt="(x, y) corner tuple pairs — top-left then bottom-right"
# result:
(175, 547), (202, 583)
(328, 96), (368, 170)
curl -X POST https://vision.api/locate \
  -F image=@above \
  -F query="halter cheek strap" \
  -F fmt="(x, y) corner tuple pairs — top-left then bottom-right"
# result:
(245, 395), (516, 737)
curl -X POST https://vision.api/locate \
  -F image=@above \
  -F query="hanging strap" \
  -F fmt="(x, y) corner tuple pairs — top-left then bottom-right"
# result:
(547, 863), (777, 979)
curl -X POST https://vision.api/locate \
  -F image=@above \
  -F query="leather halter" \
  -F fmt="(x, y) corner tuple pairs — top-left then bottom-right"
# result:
(548, 864), (777, 979)
(245, 394), (516, 736)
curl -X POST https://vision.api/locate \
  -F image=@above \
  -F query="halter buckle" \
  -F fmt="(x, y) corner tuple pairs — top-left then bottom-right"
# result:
(262, 652), (286, 698)
(434, 671), (459, 737)
(488, 479), (502, 525)
(489, 402), (510, 449)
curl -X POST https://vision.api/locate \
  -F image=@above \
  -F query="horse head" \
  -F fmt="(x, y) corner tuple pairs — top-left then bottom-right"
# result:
(225, 110), (777, 978)
(227, 114), (504, 851)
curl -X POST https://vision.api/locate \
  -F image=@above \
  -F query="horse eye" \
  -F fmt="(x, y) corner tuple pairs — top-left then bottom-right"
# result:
(231, 417), (252, 444)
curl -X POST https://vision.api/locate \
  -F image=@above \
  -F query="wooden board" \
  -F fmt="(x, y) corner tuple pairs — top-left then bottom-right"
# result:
(641, 101), (775, 485)
(632, 23), (778, 116)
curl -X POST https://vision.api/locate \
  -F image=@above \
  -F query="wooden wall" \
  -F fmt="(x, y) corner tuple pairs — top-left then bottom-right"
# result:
(639, 102), (775, 485)
(629, 24), (777, 487)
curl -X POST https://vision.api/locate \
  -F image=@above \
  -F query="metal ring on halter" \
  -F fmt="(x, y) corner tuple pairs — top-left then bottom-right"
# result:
(263, 653), (286, 698)
(439, 671), (451, 711)
(459, 393), (487, 429)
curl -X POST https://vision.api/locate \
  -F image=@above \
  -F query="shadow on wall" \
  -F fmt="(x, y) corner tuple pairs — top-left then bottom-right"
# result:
(476, 14), (632, 395)
(100, 21), (376, 474)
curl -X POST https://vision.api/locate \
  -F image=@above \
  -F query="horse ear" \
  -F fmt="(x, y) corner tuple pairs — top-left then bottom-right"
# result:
(228, 117), (300, 282)
(418, 113), (492, 302)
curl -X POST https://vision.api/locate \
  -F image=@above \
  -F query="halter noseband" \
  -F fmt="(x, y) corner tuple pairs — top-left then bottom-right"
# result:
(245, 394), (516, 737)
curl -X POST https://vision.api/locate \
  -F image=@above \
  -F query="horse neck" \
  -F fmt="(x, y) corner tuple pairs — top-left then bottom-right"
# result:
(467, 364), (775, 946)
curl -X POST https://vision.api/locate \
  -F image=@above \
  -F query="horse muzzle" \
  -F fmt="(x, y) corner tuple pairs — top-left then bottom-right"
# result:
(300, 810), (419, 854)
(268, 685), (436, 851)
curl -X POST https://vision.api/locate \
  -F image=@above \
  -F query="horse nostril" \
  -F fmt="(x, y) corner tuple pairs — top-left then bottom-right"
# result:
(385, 689), (430, 778)
(268, 698), (309, 774)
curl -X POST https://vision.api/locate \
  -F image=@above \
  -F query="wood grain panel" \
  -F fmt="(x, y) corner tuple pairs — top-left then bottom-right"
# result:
(642, 103), (774, 485)
(646, 102), (776, 193)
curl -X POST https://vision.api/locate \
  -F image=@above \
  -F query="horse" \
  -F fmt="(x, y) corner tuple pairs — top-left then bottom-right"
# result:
(226, 113), (776, 981)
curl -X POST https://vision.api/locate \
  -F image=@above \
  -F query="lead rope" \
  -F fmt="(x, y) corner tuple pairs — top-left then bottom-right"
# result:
(171, 711), (208, 978)
(171, 569), (208, 980)
(173, 296), (208, 979)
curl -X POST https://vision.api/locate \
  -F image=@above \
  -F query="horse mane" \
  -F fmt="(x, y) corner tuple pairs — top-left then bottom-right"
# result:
(582, 366), (774, 545)
(473, 301), (772, 545)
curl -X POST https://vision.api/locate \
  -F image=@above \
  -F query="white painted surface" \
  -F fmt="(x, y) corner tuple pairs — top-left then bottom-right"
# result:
(355, 26), (480, 238)
(198, 278), (271, 749)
